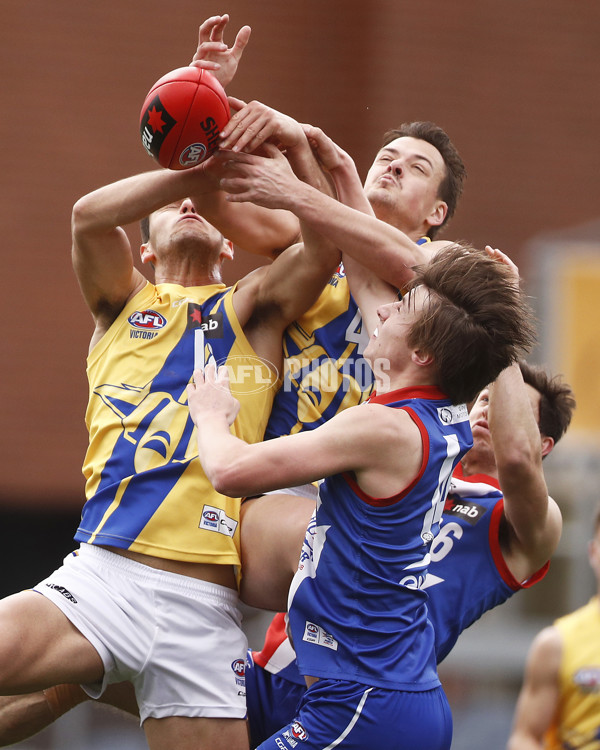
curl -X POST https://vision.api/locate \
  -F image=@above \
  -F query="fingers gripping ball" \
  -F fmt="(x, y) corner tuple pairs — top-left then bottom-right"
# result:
(139, 66), (230, 170)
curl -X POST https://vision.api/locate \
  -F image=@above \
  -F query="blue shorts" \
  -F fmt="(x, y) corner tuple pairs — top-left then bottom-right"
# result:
(245, 653), (305, 748)
(256, 679), (452, 750)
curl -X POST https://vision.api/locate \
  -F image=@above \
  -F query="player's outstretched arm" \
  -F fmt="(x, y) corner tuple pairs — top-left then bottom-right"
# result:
(186, 27), (303, 258)
(225, 143), (341, 366)
(188, 365), (421, 499)
(507, 626), (562, 750)
(223, 132), (431, 289)
(71, 166), (218, 343)
(486, 246), (561, 579)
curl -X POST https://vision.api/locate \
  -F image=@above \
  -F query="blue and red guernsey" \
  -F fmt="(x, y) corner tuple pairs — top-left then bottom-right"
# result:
(287, 385), (473, 690)
(425, 471), (549, 662)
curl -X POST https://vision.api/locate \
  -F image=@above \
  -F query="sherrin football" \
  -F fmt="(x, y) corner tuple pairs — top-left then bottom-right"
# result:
(139, 66), (230, 170)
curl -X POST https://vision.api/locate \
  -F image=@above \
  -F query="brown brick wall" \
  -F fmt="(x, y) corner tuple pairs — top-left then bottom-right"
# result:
(2, 0), (599, 506)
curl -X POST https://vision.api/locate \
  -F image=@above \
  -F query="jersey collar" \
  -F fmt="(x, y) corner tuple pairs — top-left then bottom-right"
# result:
(368, 385), (448, 405)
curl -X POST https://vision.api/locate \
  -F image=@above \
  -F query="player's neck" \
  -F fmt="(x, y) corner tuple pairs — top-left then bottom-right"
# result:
(460, 452), (498, 481)
(155, 259), (223, 288)
(374, 367), (436, 395)
(371, 206), (427, 243)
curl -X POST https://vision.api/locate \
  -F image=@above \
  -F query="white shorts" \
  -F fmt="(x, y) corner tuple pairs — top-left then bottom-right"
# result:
(34, 545), (247, 723)
(260, 482), (320, 500)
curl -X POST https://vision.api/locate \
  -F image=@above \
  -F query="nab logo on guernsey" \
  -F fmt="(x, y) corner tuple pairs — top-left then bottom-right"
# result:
(445, 496), (485, 526)
(128, 310), (167, 340)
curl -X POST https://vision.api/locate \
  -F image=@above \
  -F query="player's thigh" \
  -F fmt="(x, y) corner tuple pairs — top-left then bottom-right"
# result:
(0, 590), (103, 691)
(240, 494), (315, 610)
(144, 715), (249, 750)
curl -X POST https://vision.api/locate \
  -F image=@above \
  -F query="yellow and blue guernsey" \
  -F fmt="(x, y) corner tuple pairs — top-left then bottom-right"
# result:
(265, 238), (431, 440)
(545, 596), (600, 750)
(74, 281), (279, 566)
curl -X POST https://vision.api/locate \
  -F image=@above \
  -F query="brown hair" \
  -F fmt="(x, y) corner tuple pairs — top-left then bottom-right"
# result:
(382, 122), (466, 239)
(407, 244), (536, 404)
(519, 361), (575, 445)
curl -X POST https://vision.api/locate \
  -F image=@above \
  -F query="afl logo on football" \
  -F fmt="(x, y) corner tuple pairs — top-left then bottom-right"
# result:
(128, 310), (167, 330)
(179, 143), (207, 167)
(231, 659), (245, 678)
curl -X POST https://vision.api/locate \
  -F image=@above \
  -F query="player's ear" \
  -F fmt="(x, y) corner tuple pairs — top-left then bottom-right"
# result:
(140, 242), (156, 266)
(426, 201), (448, 230)
(220, 239), (235, 262)
(412, 349), (434, 367)
(541, 435), (554, 459)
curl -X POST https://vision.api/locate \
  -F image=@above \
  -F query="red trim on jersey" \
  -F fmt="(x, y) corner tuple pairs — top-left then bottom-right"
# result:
(453, 464), (501, 490)
(488, 498), (550, 590)
(342, 406), (429, 507)
(368, 385), (448, 405)
(252, 612), (287, 665)
(488, 500), (521, 591)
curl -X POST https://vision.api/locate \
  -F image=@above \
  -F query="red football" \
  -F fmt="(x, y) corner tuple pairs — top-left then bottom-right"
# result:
(139, 66), (230, 170)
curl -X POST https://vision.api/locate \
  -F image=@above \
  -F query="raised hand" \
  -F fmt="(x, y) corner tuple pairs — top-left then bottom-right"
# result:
(190, 14), (251, 88)
(301, 124), (351, 173)
(219, 98), (305, 153)
(484, 245), (520, 284)
(218, 143), (299, 210)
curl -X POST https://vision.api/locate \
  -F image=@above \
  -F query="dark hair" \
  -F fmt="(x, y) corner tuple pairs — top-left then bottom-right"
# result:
(140, 216), (150, 244)
(518, 361), (575, 445)
(407, 244), (536, 404)
(382, 122), (466, 239)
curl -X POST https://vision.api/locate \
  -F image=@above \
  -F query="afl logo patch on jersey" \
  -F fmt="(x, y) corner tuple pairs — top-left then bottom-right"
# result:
(128, 310), (167, 330)
(291, 722), (308, 741)
(231, 658), (246, 689)
(198, 504), (238, 538)
(285, 721), (309, 743)
(231, 659), (245, 677)
(302, 621), (338, 651)
(574, 667), (600, 693)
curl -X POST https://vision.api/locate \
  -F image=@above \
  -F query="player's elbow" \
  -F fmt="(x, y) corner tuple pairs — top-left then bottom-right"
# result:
(495, 438), (540, 478)
(71, 194), (104, 240)
(206, 463), (247, 498)
(71, 195), (92, 233)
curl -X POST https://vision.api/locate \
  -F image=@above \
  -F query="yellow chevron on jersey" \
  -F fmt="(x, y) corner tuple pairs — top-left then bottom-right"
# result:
(546, 596), (600, 750)
(75, 281), (279, 566)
